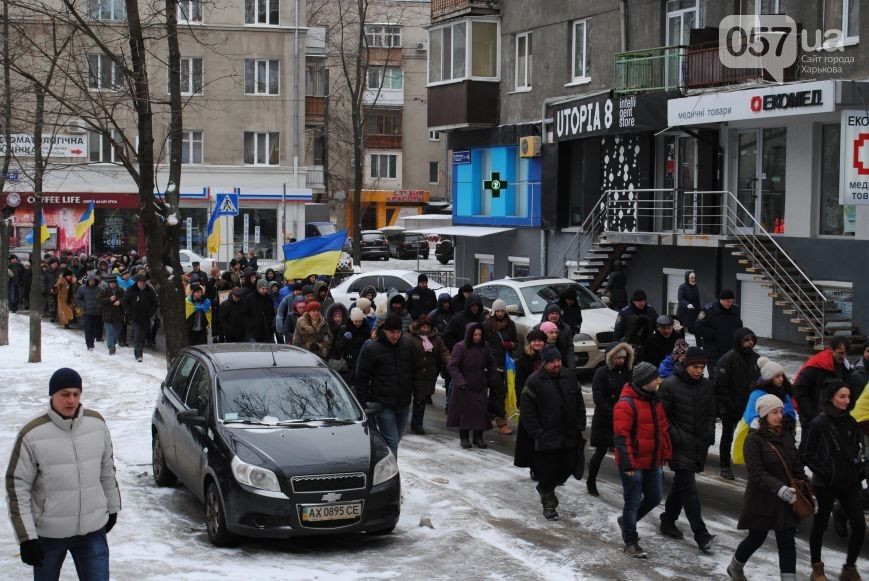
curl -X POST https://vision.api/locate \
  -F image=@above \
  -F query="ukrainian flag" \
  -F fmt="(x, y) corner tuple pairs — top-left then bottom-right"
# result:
(505, 353), (519, 421)
(206, 205), (221, 256)
(74, 201), (95, 239)
(25, 210), (51, 244)
(282, 230), (347, 280)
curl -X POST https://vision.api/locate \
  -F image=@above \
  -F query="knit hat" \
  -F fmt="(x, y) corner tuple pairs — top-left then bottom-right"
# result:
(756, 356), (769, 369)
(418, 273), (428, 283)
(459, 283), (473, 293)
(719, 288), (735, 300)
(656, 315), (674, 327)
(760, 360), (784, 381)
(256, 279), (269, 290)
(301, 285), (314, 295)
(672, 338), (689, 357)
(49, 368), (82, 396)
(540, 321), (558, 334)
(631, 289), (647, 301)
(756, 393), (783, 418)
(382, 313), (403, 331)
(526, 329), (547, 343)
(632, 361), (659, 388)
(390, 294), (406, 305)
(683, 347), (707, 367)
(305, 301), (322, 313)
(350, 308), (365, 322)
(356, 297), (372, 311)
(492, 299), (507, 312)
(541, 345), (562, 362)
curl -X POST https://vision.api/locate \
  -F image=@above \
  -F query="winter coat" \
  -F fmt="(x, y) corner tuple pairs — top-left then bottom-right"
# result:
(407, 323), (450, 397)
(337, 320), (370, 386)
(605, 265), (628, 310)
(275, 295), (304, 339)
(676, 271), (701, 331)
(447, 323), (500, 431)
(658, 355), (676, 379)
(292, 312), (332, 358)
(558, 288), (583, 335)
(5, 405), (121, 543)
(520, 365), (586, 452)
(219, 296), (246, 342)
(121, 283), (158, 325)
(617, 314), (653, 364)
(613, 383), (672, 472)
(75, 276), (104, 317)
(714, 328), (761, 420)
(444, 294), (485, 350)
(535, 304), (575, 370)
(742, 379), (798, 433)
(41, 267), (59, 295)
(794, 349), (851, 428)
(100, 286), (125, 324)
(737, 428), (807, 531)
(644, 331), (678, 368)
(325, 303), (350, 359)
(590, 342), (634, 448)
(406, 284), (437, 321)
(355, 331), (423, 410)
(613, 303), (659, 341)
(803, 409), (864, 490)
(514, 346), (544, 468)
(428, 293), (455, 336)
(849, 357), (868, 401)
(483, 314), (518, 369)
(53, 276), (78, 326)
(695, 300), (743, 363)
(659, 363), (716, 473)
(243, 291), (277, 342)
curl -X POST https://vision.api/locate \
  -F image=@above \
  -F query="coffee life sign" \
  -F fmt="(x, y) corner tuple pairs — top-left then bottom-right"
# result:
(551, 93), (668, 142)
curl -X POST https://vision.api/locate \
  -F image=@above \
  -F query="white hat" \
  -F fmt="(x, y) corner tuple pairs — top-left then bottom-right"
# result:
(760, 360), (784, 382)
(756, 394), (783, 418)
(492, 299), (507, 312)
(350, 308), (364, 322)
(356, 297), (371, 311)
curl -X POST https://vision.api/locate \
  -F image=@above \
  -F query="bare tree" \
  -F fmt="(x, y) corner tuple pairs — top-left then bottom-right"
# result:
(0, 0), (14, 346)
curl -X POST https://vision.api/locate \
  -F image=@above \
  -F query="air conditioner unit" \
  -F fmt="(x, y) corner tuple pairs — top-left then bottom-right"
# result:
(519, 136), (541, 158)
(66, 119), (87, 134)
(416, 41), (427, 52)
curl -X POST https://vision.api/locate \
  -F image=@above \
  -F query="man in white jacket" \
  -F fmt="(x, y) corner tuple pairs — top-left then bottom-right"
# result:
(6, 368), (121, 580)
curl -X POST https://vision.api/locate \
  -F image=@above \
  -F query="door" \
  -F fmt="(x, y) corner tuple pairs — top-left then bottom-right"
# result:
(666, 273), (683, 317)
(159, 354), (198, 469)
(175, 362), (213, 498)
(665, 0), (697, 87)
(736, 129), (787, 233)
(663, 135), (698, 232)
(740, 279), (773, 338)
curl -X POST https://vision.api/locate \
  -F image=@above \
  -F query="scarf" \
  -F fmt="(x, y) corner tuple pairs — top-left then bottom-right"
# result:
(421, 334), (433, 352)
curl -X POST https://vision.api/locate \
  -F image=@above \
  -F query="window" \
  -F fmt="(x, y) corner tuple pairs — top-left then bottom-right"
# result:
(367, 67), (403, 90)
(348, 275), (378, 293)
(819, 124), (855, 236)
(244, 59), (279, 95)
(571, 19), (590, 82)
(178, 0), (203, 22)
(429, 161), (439, 184)
(244, 132), (279, 165)
(169, 355), (197, 401)
(666, 0), (699, 46)
(234, 209), (278, 258)
(471, 21), (498, 77)
(365, 24), (402, 48)
(244, 0), (278, 25)
(476, 255), (494, 284)
(173, 57), (203, 95)
(429, 130), (440, 141)
(382, 276), (410, 292)
(366, 111), (401, 135)
(742, 0), (779, 13)
(825, 0), (859, 42)
(509, 258), (530, 278)
(88, 130), (122, 163)
(171, 130), (203, 164)
(185, 364), (211, 413)
(87, 54), (123, 90)
(515, 31), (532, 90)
(370, 153), (397, 179)
(305, 62), (326, 96)
(428, 21), (467, 83)
(87, 0), (125, 20)
(498, 286), (523, 310)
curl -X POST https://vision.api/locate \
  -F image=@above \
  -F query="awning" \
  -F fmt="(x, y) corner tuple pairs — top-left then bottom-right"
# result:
(406, 226), (515, 237)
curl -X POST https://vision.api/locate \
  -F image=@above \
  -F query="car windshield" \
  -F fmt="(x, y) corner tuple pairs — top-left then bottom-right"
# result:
(217, 368), (363, 423)
(362, 233), (384, 242)
(315, 223), (337, 235)
(520, 283), (606, 314)
(402, 273), (443, 290)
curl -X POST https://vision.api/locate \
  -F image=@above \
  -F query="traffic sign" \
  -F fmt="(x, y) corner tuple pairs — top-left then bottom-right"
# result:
(215, 192), (239, 216)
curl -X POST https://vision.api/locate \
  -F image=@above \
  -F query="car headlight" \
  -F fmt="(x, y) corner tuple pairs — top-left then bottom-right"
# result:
(231, 455), (281, 492)
(574, 333), (594, 342)
(372, 451), (399, 486)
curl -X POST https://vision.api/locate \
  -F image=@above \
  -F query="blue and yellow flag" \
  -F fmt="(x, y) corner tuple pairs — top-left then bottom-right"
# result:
(74, 201), (95, 239)
(282, 230), (347, 280)
(206, 205), (221, 256)
(505, 353), (519, 421)
(25, 210), (51, 244)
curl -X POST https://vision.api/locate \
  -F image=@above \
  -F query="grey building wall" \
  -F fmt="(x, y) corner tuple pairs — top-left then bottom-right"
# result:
(454, 229), (542, 284)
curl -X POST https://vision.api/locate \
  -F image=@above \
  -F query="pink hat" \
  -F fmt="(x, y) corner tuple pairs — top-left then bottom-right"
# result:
(540, 322), (558, 333)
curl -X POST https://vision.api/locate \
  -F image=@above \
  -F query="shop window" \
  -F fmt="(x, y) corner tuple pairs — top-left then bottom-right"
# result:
(244, 131), (279, 165)
(571, 19), (590, 83)
(429, 161), (439, 184)
(476, 255), (494, 283)
(824, 0), (859, 42)
(178, 0), (203, 22)
(234, 208), (278, 258)
(244, 0), (278, 25)
(87, 0), (125, 20)
(93, 208), (138, 254)
(819, 124), (855, 236)
(87, 54), (123, 90)
(172, 58), (203, 96)
(509, 258), (530, 278)
(180, 208), (207, 255)
(370, 153), (397, 179)
(365, 24), (401, 48)
(367, 67), (403, 91)
(244, 59), (279, 95)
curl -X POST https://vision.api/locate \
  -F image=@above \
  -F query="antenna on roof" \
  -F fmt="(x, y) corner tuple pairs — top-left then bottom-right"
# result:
(262, 313), (278, 366)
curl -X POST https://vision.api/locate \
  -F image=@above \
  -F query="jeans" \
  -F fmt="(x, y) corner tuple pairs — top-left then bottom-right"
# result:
(810, 485), (866, 566)
(720, 415), (738, 468)
(9, 282), (20, 312)
(83, 315), (103, 349)
(735, 528), (796, 574)
(104, 321), (121, 351)
(661, 469), (708, 539)
(620, 466), (664, 544)
(374, 405), (409, 458)
(35, 528), (109, 581)
(131, 321), (147, 359)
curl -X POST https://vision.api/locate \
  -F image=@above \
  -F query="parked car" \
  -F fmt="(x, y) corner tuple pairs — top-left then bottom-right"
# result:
(360, 230), (390, 261)
(434, 236), (454, 265)
(474, 277), (618, 372)
(151, 344), (401, 546)
(331, 269), (456, 312)
(178, 249), (216, 274)
(387, 232), (429, 260)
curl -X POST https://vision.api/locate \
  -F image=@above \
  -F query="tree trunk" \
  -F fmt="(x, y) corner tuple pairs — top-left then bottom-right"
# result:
(0, 219), (8, 347)
(0, 0), (13, 346)
(28, 84), (45, 363)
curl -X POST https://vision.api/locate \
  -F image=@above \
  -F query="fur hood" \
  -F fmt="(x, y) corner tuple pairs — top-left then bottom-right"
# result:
(606, 341), (635, 370)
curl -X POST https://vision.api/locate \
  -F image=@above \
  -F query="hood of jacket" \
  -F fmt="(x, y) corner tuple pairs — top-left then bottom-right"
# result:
(540, 303), (563, 324)
(798, 348), (836, 376)
(409, 321), (441, 339)
(684, 270), (694, 284)
(313, 280), (329, 297)
(732, 326), (758, 351)
(325, 303), (349, 330)
(436, 292), (452, 311)
(463, 294), (484, 319)
(620, 381), (659, 403)
(463, 321), (485, 346)
(558, 288), (578, 309)
(360, 285), (377, 300)
(606, 341), (635, 370)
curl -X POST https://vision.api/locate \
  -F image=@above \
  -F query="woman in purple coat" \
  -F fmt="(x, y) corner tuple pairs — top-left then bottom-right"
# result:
(447, 322), (499, 449)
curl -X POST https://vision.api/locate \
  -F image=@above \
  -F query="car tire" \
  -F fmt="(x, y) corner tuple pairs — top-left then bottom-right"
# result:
(205, 482), (238, 547)
(152, 433), (177, 487)
(438, 257), (450, 265)
(381, 256), (388, 261)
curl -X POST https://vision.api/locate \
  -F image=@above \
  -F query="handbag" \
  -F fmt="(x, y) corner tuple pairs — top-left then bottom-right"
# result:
(767, 442), (814, 520)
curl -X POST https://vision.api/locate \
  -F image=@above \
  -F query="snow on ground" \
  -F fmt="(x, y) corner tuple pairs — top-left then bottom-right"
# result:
(0, 313), (850, 580)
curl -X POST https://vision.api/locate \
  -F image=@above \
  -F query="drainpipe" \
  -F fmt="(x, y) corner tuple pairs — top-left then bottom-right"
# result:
(620, 0), (627, 52)
(294, 0), (300, 161)
(539, 229), (546, 277)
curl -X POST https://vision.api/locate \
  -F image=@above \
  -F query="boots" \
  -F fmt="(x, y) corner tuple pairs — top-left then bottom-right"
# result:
(659, 517), (685, 540)
(840, 565), (862, 581)
(586, 460), (600, 496)
(472, 431), (487, 448)
(727, 556), (747, 581)
(810, 562), (828, 581)
(459, 430), (471, 449)
(720, 465), (735, 480)
(495, 417), (513, 435)
(540, 489), (558, 521)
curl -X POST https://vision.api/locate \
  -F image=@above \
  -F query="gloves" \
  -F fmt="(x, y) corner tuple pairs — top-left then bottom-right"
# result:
(106, 512), (118, 533)
(500, 340), (514, 351)
(812, 495), (819, 515)
(344, 332), (352, 340)
(20, 539), (43, 567)
(687, 304), (694, 309)
(777, 485), (797, 504)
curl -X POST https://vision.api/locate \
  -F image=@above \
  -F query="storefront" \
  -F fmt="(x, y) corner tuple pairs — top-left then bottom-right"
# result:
(345, 189), (430, 234)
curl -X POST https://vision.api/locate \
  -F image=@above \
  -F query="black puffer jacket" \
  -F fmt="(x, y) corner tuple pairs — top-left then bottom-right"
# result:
(590, 342), (634, 448)
(535, 304), (575, 370)
(803, 407), (864, 489)
(644, 330), (678, 368)
(219, 296), (246, 342)
(122, 282), (158, 325)
(659, 362), (716, 473)
(695, 300), (743, 362)
(242, 291), (276, 342)
(444, 294), (485, 350)
(714, 327), (760, 420)
(557, 287), (583, 335)
(520, 366), (586, 452)
(355, 331), (424, 409)
(428, 293), (455, 336)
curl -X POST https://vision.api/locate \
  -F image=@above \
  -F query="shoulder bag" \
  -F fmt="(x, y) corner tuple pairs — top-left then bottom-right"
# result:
(768, 442), (814, 520)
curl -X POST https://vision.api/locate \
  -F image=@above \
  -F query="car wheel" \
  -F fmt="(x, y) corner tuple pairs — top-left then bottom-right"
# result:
(205, 482), (238, 547)
(438, 257), (450, 265)
(381, 256), (388, 261)
(152, 433), (177, 487)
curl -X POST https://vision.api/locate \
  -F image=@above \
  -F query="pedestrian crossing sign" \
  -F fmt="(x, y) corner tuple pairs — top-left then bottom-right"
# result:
(215, 193), (239, 216)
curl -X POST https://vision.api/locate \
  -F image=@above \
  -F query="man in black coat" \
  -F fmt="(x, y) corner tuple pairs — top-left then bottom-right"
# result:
(520, 345), (586, 521)
(121, 273), (158, 362)
(451, 283), (474, 314)
(659, 347), (717, 551)
(355, 313), (424, 458)
(714, 327), (760, 480)
(242, 279), (276, 342)
(219, 288), (247, 342)
(694, 289), (743, 378)
(644, 315), (678, 368)
(794, 337), (852, 432)
(444, 293), (485, 350)
(613, 289), (659, 340)
(405, 273), (437, 321)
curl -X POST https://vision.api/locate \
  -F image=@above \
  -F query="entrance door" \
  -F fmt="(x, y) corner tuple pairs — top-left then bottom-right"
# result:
(663, 135), (697, 232)
(735, 129), (787, 233)
(740, 279), (773, 338)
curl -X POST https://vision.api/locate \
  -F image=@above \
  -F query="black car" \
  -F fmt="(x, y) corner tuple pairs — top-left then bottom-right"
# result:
(387, 233), (429, 260)
(151, 344), (401, 546)
(360, 230), (390, 261)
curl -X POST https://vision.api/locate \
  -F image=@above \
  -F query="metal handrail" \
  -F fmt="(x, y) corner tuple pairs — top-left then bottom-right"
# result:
(547, 189), (609, 278)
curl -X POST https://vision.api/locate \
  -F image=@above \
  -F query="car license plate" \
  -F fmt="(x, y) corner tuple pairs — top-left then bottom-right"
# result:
(300, 502), (362, 522)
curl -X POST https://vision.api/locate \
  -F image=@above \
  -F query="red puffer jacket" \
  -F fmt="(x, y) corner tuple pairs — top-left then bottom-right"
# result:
(613, 383), (672, 472)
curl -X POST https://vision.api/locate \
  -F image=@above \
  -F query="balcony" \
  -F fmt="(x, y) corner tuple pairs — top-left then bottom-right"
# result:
(364, 134), (402, 149)
(614, 46), (686, 95)
(428, 80), (499, 129)
(305, 96), (325, 124)
(305, 166), (325, 188)
(431, 0), (500, 24)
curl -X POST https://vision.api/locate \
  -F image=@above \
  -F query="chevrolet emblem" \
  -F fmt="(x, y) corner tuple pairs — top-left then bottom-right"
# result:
(321, 492), (342, 502)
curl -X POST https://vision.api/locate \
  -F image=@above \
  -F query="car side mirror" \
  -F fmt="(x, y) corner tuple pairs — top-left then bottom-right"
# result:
(506, 304), (522, 316)
(177, 408), (207, 428)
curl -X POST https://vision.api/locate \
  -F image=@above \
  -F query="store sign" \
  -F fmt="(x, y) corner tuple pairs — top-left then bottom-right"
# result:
(388, 189), (426, 203)
(186, 217), (193, 251)
(0, 133), (87, 158)
(839, 109), (869, 205)
(668, 80), (834, 125)
(19, 193), (139, 208)
(551, 93), (668, 142)
(452, 150), (471, 164)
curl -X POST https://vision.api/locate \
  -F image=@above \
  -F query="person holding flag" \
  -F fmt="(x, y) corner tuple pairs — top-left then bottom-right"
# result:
(281, 231), (348, 281)
(484, 299), (518, 435)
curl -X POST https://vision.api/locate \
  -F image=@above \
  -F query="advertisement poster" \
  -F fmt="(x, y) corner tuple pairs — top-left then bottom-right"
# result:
(11, 206), (90, 255)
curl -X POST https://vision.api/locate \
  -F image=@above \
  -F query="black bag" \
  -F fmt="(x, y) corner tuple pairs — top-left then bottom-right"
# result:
(572, 433), (587, 481)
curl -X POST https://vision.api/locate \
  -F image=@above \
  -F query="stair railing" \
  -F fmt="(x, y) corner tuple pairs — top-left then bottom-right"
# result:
(547, 190), (609, 278)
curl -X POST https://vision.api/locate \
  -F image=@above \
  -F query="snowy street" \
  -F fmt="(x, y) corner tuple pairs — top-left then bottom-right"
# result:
(0, 311), (857, 580)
